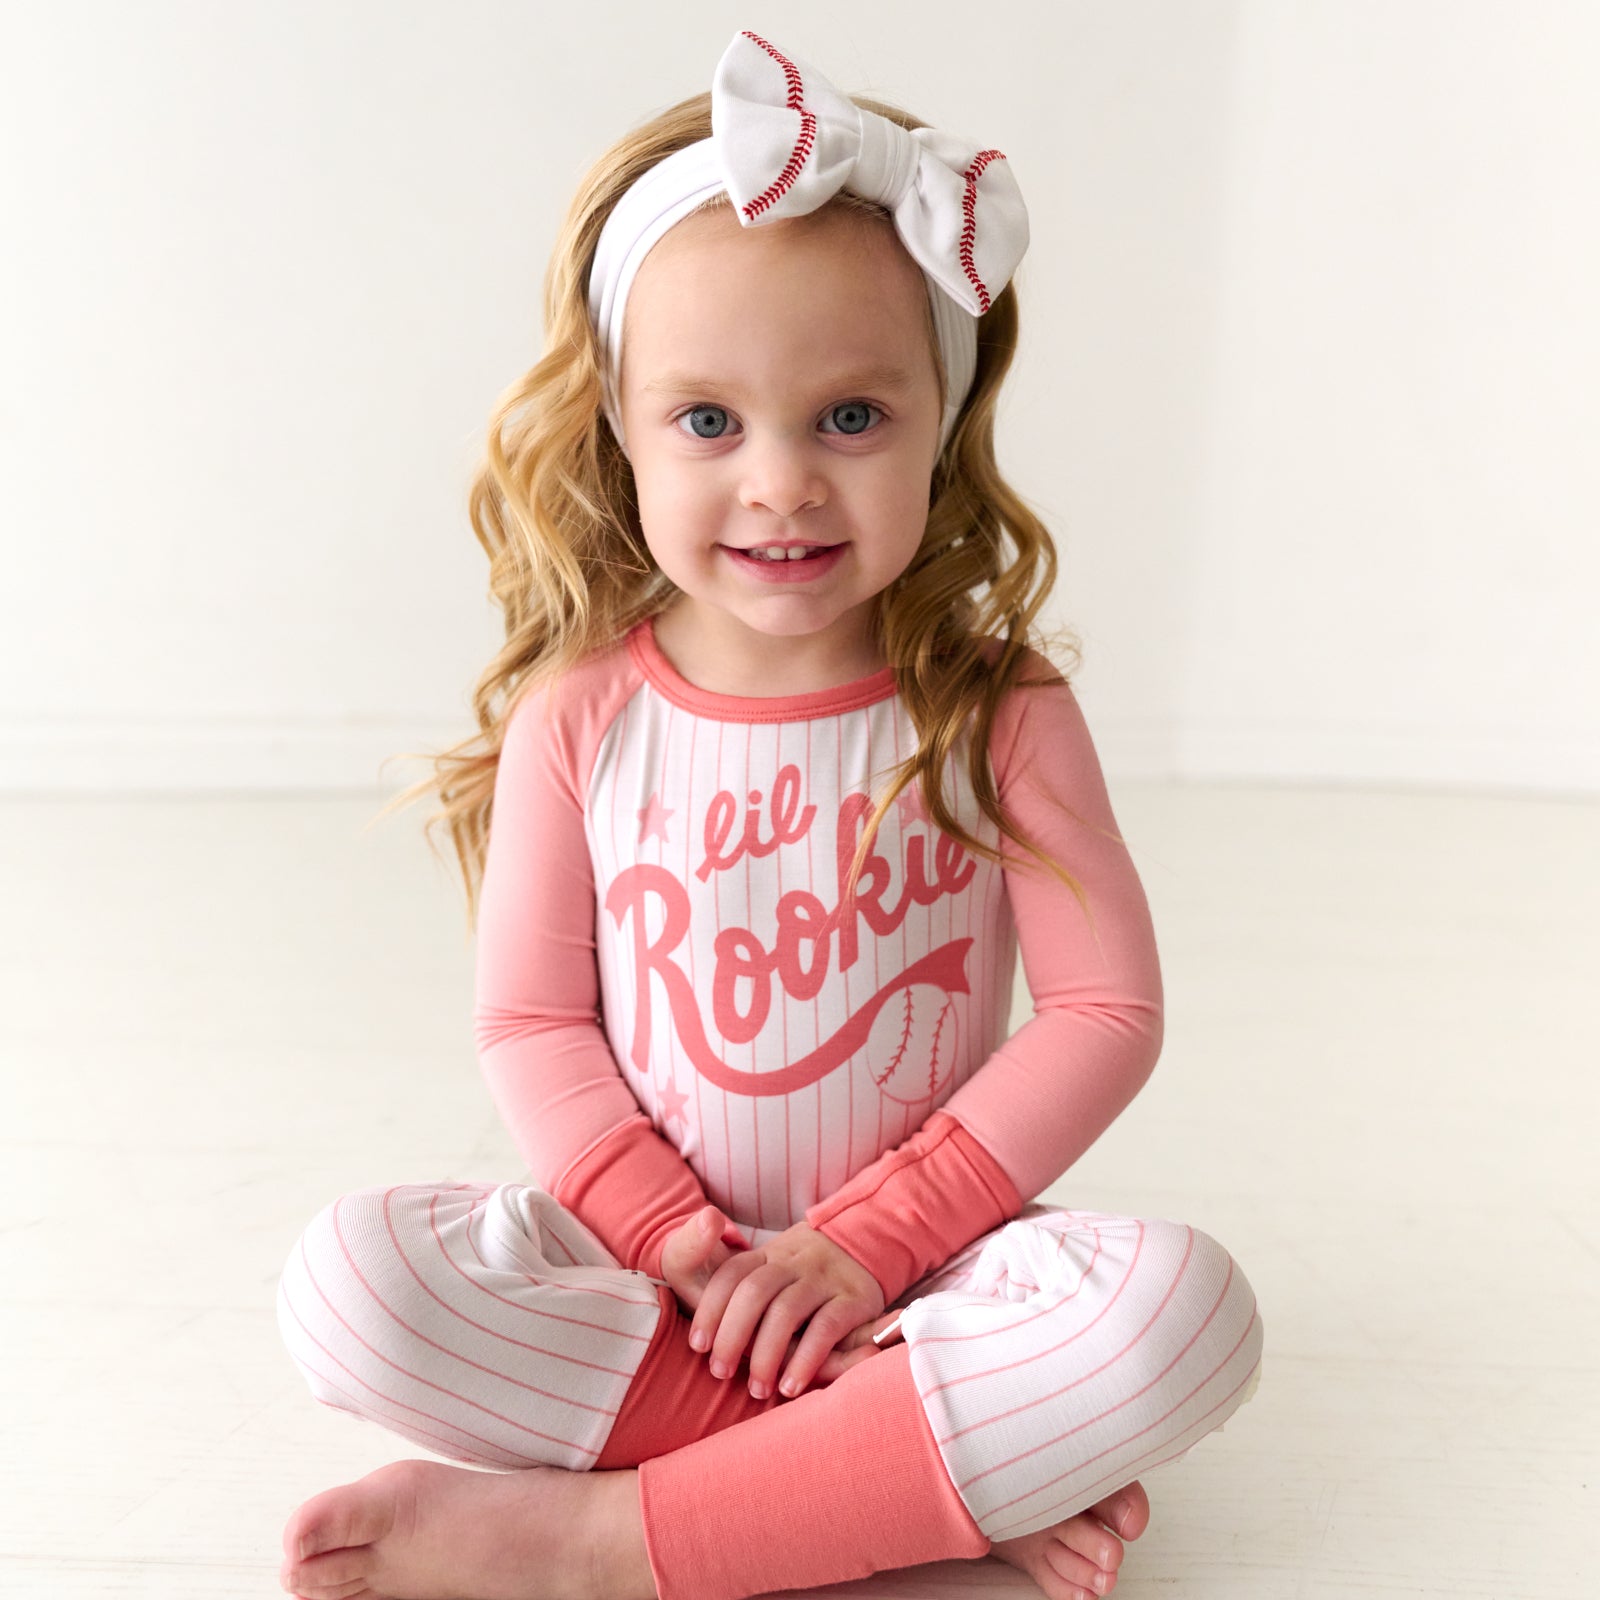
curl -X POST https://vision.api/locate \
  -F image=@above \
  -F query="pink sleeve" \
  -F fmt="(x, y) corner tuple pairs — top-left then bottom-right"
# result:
(804, 1109), (1022, 1304)
(472, 665), (736, 1280)
(805, 656), (1164, 1303)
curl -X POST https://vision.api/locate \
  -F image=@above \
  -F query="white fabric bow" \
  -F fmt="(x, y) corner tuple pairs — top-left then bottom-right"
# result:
(587, 29), (1030, 456)
(711, 29), (1029, 318)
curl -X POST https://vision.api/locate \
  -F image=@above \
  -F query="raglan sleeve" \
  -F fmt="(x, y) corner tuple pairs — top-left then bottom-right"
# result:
(803, 658), (1164, 1306)
(473, 679), (745, 1282)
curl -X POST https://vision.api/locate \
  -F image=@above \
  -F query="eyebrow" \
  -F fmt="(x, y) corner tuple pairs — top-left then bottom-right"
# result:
(641, 363), (921, 398)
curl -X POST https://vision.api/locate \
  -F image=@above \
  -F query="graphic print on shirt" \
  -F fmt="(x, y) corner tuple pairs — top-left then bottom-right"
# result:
(609, 756), (974, 1100)
(585, 681), (1019, 1234)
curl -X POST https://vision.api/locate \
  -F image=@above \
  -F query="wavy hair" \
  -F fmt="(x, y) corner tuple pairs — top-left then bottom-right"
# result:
(378, 87), (1122, 940)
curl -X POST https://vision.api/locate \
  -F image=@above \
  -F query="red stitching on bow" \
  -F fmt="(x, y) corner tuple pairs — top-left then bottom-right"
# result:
(737, 32), (1006, 313)
(960, 149), (1006, 313)
(739, 30), (817, 219)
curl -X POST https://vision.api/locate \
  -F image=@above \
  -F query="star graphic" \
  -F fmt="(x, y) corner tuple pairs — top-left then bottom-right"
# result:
(638, 790), (675, 845)
(657, 1079), (690, 1133)
(895, 782), (929, 827)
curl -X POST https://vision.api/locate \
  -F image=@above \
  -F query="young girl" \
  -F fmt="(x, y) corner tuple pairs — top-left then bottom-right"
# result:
(274, 30), (1262, 1600)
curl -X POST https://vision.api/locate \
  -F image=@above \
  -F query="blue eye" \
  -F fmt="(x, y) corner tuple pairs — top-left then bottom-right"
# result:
(821, 401), (881, 436)
(676, 404), (736, 440)
(673, 400), (883, 439)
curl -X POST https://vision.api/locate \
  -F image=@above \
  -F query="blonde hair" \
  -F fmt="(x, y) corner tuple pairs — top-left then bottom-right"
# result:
(379, 87), (1120, 935)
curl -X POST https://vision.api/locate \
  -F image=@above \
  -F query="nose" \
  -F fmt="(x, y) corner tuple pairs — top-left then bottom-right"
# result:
(736, 429), (827, 520)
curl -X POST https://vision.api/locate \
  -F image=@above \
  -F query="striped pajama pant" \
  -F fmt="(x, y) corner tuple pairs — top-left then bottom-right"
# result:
(277, 1181), (1263, 1596)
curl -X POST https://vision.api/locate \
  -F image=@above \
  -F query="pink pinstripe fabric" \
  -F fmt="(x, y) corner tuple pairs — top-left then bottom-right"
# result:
(278, 1180), (1262, 1537)
(898, 1205), (1264, 1539)
(276, 622), (1264, 1565)
(275, 1181), (663, 1471)
(474, 616), (1166, 1295)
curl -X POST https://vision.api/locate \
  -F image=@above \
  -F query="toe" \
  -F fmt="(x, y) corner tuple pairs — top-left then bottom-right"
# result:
(1044, 1539), (1116, 1596)
(1097, 1479), (1149, 1541)
(1059, 1514), (1123, 1575)
(284, 1473), (400, 1563)
(283, 1545), (377, 1595)
(1084, 1482), (1147, 1543)
(284, 1577), (375, 1600)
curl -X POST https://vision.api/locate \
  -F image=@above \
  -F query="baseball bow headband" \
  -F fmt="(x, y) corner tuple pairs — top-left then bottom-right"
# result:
(587, 29), (1030, 456)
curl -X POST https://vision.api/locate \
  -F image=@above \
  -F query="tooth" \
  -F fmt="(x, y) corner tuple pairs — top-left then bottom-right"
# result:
(762, 546), (789, 559)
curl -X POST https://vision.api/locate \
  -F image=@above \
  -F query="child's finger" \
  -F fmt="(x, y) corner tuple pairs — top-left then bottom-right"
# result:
(833, 1310), (901, 1353)
(778, 1304), (891, 1397)
(767, 1307), (899, 1393)
(687, 1249), (767, 1357)
(745, 1282), (830, 1397)
(706, 1261), (795, 1378)
(813, 1339), (884, 1386)
(659, 1207), (738, 1315)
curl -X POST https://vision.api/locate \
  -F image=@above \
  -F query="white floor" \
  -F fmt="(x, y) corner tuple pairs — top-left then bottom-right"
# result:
(1, 781), (1596, 1598)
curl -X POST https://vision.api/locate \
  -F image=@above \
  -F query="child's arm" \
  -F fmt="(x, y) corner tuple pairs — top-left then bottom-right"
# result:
(798, 658), (1165, 1308)
(690, 660), (1163, 1398)
(474, 676), (737, 1282)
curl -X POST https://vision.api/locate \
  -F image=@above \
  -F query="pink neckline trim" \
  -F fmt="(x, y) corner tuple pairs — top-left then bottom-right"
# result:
(628, 615), (898, 723)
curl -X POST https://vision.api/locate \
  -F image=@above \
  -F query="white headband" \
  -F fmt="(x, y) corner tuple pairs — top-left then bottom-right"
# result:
(586, 29), (1030, 459)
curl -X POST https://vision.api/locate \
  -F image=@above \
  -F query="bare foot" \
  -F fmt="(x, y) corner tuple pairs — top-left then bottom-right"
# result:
(989, 1480), (1151, 1600)
(278, 1457), (657, 1600)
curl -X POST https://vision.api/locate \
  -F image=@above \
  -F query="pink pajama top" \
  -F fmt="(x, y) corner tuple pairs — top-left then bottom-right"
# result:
(473, 616), (1164, 1310)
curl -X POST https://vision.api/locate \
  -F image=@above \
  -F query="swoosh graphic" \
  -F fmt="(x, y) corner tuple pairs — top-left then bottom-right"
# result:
(659, 940), (971, 1097)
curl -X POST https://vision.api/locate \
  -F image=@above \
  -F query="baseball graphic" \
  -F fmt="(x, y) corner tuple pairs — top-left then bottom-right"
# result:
(865, 982), (960, 1104)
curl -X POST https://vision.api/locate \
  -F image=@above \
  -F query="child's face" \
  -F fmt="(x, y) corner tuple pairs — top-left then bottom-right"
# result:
(617, 201), (943, 680)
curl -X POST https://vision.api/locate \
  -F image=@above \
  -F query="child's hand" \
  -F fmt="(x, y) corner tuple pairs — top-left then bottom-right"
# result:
(657, 1204), (751, 1317)
(688, 1220), (887, 1401)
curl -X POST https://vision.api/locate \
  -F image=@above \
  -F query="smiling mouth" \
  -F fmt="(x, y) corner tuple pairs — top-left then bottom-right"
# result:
(733, 543), (841, 562)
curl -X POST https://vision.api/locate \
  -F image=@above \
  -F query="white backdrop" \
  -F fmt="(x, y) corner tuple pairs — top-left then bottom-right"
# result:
(2, 0), (1594, 795)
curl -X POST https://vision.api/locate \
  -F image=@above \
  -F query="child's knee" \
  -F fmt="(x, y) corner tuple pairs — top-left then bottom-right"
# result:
(284, 1180), (433, 1294)
(274, 1181), (462, 1397)
(1125, 1219), (1264, 1422)
(274, 1180), (664, 1471)
(909, 1211), (1263, 1443)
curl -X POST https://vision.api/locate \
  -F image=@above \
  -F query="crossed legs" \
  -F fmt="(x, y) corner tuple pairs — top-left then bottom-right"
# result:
(275, 1182), (1262, 1600)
